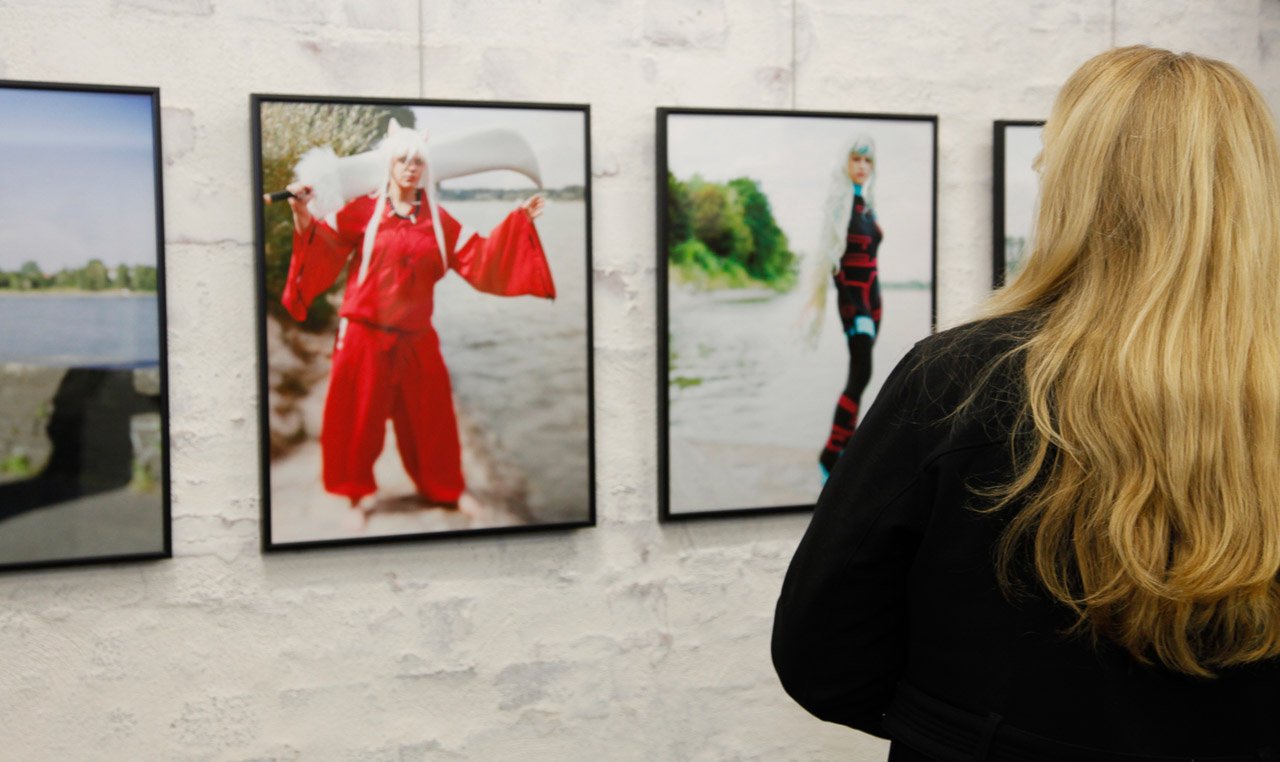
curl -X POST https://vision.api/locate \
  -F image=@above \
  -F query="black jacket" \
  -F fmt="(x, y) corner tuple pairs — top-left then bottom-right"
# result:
(772, 318), (1280, 761)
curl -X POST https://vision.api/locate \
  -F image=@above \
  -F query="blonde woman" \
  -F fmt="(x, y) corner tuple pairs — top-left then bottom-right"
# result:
(774, 47), (1280, 761)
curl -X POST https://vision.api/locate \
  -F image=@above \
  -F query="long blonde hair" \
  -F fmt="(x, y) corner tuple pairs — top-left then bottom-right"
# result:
(983, 46), (1280, 676)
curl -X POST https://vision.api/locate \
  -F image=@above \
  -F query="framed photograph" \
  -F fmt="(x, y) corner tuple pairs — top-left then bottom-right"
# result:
(657, 107), (937, 520)
(252, 94), (594, 550)
(993, 120), (1044, 287)
(0, 80), (170, 572)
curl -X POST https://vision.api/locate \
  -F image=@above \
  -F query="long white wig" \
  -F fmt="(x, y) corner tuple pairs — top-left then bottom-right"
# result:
(802, 134), (878, 342)
(355, 120), (449, 285)
(817, 133), (877, 268)
(292, 120), (545, 292)
(293, 118), (449, 287)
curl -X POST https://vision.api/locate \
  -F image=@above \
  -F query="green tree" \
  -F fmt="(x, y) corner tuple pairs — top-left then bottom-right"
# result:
(728, 177), (794, 284)
(132, 266), (157, 292)
(18, 261), (43, 290)
(666, 174), (797, 292)
(259, 101), (413, 331)
(52, 269), (76, 289)
(82, 259), (110, 291)
(688, 180), (752, 262)
(115, 264), (132, 290)
(667, 172), (691, 248)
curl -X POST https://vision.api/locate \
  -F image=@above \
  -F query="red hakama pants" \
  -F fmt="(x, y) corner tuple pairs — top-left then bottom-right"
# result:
(321, 321), (463, 505)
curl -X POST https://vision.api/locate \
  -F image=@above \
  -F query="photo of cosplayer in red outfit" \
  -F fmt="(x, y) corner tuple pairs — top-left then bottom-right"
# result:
(280, 121), (555, 518)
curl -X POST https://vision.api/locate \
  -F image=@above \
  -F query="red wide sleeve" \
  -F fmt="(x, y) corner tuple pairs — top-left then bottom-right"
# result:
(280, 199), (371, 321)
(442, 205), (556, 299)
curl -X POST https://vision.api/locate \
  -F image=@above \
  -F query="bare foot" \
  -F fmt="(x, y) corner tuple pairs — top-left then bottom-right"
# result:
(339, 494), (377, 533)
(457, 491), (483, 518)
(341, 510), (368, 533)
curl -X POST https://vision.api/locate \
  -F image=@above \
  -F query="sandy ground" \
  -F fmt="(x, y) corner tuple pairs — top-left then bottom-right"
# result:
(0, 486), (163, 566)
(267, 372), (535, 545)
(667, 283), (932, 514)
(669, 439), (819, 512)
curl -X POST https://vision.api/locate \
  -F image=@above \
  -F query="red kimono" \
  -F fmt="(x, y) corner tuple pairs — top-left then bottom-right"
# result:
(282, 195), (556, 505)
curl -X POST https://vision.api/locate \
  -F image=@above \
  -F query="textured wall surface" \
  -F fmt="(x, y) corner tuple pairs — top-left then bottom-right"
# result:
(0, 1), (1276, 760)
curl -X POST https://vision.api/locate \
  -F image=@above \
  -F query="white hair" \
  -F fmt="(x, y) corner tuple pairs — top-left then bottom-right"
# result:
(846, 133), (876, 202)
(355, 120), (448, 287)
(817, 133), (878, 268)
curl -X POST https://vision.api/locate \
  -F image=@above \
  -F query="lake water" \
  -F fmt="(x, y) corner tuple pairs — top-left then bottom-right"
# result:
(667, 282), (933, 513)
(0, 293), (159, 367)
(433, 200), (591, 523)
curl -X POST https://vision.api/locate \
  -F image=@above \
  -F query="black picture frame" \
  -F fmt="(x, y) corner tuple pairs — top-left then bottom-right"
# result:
(251, 93), (595, 552)
(0, 79), (171, 573)
(993, 120), (1045, 288)
(657, 106), (938, 521)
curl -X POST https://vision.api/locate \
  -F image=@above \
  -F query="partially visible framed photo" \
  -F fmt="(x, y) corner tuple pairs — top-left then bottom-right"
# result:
(253, 94), (594, 551)
(993, 120), (1045, 287)
(657, 107), (937, 520)
(0, 80), (170, 572)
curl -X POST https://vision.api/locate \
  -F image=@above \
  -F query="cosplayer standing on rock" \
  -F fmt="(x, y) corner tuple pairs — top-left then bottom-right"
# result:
(816, 136), (882, 480)
(278, 120), (555, 516)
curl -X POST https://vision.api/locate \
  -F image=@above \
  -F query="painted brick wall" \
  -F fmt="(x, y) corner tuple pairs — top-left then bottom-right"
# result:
(0, 1), (1275, 759)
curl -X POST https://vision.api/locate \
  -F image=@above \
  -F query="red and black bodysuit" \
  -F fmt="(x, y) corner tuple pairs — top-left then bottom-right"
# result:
(820, 188), (883, 476)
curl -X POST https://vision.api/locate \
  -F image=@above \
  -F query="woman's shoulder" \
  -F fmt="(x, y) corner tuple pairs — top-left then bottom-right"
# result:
(891, 313), (1034, 433)
(913, 313), (1034, 371)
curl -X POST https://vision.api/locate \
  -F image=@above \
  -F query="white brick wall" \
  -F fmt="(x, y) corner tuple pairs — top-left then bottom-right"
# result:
(0, 1), (1275, 759)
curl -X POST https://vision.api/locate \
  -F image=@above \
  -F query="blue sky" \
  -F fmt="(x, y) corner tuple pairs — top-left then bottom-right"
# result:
(0, 88), (158, 271)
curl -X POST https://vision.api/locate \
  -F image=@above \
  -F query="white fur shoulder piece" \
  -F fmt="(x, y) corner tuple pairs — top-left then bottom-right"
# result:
(294, 145), (387, 219)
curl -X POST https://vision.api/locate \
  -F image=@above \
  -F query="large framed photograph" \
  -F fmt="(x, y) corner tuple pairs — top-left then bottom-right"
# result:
(657, 108), (937, 520)
(253, 95), (594, 550)
(0, 81), (170, 571)
(993, 120), (1044, 287)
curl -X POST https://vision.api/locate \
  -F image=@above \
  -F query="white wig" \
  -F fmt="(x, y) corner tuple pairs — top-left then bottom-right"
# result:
(353, 119), (449, 287)
(817, 133), (878, 268)
(846, 133), (876, 203)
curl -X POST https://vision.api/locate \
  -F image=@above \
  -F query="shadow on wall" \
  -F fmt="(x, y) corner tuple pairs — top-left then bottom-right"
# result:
(0, 367), (160, 522)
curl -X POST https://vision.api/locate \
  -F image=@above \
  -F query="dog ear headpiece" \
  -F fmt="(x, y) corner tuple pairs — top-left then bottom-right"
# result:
(291, 118), (543, 280)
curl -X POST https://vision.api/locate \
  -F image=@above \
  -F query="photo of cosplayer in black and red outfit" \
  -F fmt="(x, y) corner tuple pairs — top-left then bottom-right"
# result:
(658, 108), (935, 519)
(819, 136), (883, 480)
